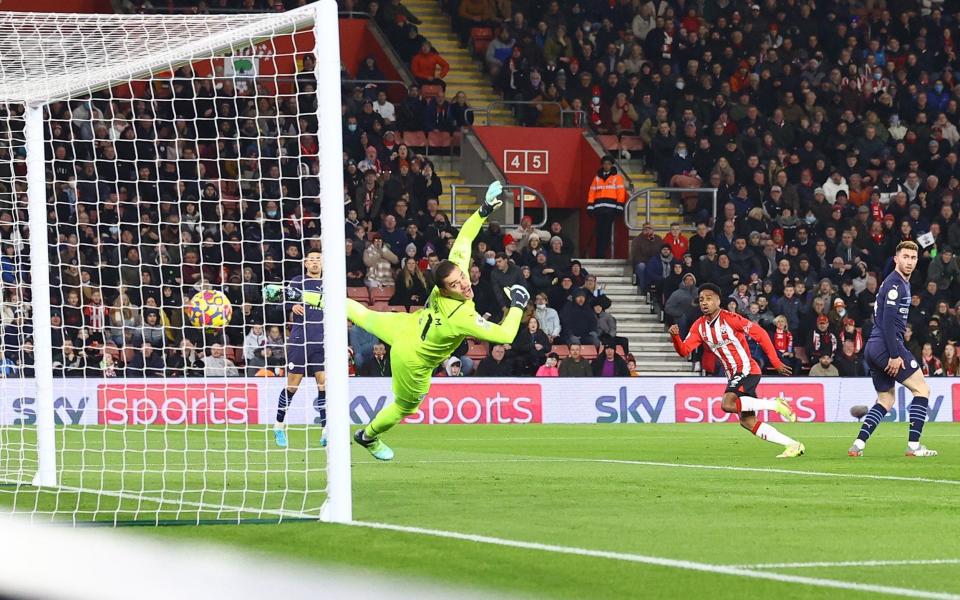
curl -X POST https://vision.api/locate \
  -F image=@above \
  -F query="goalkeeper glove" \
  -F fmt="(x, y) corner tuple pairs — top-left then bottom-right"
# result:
(503, 284), (531, 310)
(479, 180), (504, 218)
(265, 284), (303, 303)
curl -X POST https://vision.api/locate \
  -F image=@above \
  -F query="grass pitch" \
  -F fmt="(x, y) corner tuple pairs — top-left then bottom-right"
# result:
(5, 423), (960, 598)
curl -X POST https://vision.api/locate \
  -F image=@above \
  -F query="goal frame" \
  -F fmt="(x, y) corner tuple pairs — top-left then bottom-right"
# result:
(13, 0), (351, 524)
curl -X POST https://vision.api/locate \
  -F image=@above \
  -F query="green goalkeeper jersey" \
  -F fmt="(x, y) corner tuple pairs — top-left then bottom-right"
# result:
(407, 210), (523, 368)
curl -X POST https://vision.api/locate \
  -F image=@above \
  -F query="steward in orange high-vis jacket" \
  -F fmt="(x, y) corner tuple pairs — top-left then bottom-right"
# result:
(587, 155), (627, 258)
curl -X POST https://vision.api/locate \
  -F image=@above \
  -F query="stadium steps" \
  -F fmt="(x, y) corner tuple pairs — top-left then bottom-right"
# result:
(619, 160), (682, 234)
(577, 258), (695, 375)
(428, 156), (474, 222)
(404, 0), (512, 124)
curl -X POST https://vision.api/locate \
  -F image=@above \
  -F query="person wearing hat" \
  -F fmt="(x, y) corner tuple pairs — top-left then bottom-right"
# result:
(927, 244), (960, 296)
(809, 314), (838, 361)
(586, 155), (627, 259)
(591, 342), (629, 376)
(559, 288), (602, 347)
(808, 351), (839, 376)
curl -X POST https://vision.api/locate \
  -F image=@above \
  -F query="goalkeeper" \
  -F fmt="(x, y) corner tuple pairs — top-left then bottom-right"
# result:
(266, 181), (527, 461)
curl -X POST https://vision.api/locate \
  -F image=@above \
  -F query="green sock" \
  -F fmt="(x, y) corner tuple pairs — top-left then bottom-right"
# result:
(364, 398), (418, 438)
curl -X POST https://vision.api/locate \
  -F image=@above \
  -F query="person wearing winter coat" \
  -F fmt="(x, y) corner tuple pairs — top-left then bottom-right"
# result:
(664, 272), (697, 331)
(511, 316), (552, 375)
(594, 304), (629, 354)
(533, 292), (561, 342)
(559, 290), (600, 346)
(363, 234), (400, 288)
(591, 344), (630, 376)
(535, 352), (560, 377)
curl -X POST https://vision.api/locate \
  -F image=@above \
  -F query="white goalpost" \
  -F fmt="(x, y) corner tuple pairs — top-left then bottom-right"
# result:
(0, 1), (350, 524)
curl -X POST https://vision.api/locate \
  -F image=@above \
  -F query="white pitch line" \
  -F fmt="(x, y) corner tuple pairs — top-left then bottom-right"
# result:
(351, 520), (960, 600)
(738, 559), (960, 569)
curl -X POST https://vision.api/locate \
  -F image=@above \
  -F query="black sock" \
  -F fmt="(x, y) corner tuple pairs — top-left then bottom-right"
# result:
(857, 403), (889, 443)
(314, 391), (327, 427)
(276, 388), (293, 423)
(908, 397), (929, 443)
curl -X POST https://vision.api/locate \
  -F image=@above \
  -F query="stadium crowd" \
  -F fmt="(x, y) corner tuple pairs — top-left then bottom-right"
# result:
(1, 0), (960, 380)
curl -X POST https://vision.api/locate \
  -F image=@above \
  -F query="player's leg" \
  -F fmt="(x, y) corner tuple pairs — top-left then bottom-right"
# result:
(314, 369), (327, 447)
(719, 376), (795, 422)
(275, 372), (304, 448)
(850, 345), (902, 456)
(354, 357), (430, 461)
(345, 299), (404, 346)
(900, 369), (937, 457)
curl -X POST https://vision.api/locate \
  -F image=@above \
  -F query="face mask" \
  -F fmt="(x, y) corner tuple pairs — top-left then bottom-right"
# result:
(485, 257), (496, 266)
(676, 81), (685, 90)
(874, 73), (882, 80)
(678, 150), (688, 158)
(536, 302), (546, 308)
(267, 210), (278, 218)
(347, 124), (357, 132)
(936, 84), (944, 93)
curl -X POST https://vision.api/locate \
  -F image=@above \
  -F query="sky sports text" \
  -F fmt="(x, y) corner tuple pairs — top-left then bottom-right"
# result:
(348, 384), (542, 425)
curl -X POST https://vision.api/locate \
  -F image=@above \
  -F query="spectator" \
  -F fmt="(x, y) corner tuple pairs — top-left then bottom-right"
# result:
(808, 353), (839, 377)
(772, 315), (799, 374)
(490, 252), (525, 310)
(359, 342), (391, 377)
(808, 315), (839, 361)
(535, 352), (560, 377)
(664, 272), (697, 332)
(372, 90), (396, 125)
(559, 290), (600, 347)
(243, 323), (266, 366)
(440, 356), (464, 377)
(128, 342), (164, 378)
(921, 343), (942, 377)
(390, 257), (429, 308)
(834, 339), (864, 377)
(586, 156), (626, 259)
(643, 244), (674, 295)
(630, 222), (663, 290)
(203, 343), (238, 377)
(557, 343), (592, 377)
(363, 234), (400, 288)
(594, 303), (628, 354)
(940, 343), (960, 377)
(533, 292), (561, 341)
(475, 344), (514, 376)
(423, 89), (455, 132)
(662, 222), (689, 261)
(591, 343), (629, 377)
(410, 41), (450, 88)
(511, 316), (551, 375)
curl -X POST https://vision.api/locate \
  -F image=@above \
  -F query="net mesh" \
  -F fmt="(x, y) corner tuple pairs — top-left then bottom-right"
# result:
(0, 4), (336, 523)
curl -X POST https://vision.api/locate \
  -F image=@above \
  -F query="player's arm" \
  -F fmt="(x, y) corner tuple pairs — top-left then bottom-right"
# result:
(668, 323), (702, 357)
(880, 283), (904, 375)
(447, 181), (504, 273)
(740, 316), (791, 374)
(452, 285), (527, 344)
(285, 277), (306, 316)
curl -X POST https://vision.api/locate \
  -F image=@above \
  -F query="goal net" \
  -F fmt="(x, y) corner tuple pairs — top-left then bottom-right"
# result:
(0, 1), (351, 524)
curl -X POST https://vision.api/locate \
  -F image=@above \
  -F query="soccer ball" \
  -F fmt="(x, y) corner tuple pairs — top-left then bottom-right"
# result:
(185, 290), (233, 328)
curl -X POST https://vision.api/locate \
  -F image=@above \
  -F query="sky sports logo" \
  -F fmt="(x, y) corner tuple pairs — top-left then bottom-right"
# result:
(674, 383), (825, 423)
(350, 384), (542, 425)
(98, 384), (259, 425)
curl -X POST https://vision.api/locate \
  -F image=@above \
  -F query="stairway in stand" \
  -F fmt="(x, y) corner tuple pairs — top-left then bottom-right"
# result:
(403, 0), (512, 126)
(576, 258), (696, 376)
(618, 160), (683, 235)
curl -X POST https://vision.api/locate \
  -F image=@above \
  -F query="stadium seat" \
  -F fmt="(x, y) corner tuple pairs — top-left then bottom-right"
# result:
(579, 345), (598, 360)
(467, 339), (489, 360)
(370, 302), (391, 312)
(402, 131), (427, 149)
(620, 135), (645, 152)
(421, 84), (443, 99)
(387, 304), (407, 313)
(597, 134), (620, 151)
(347, 287), (370, 303)
(227, 346), (244, 367)
(552, 344), (569, 358)
(369, 286), (395, 303)
(427, 130), (452, 154)
(468, 27), (493, 57)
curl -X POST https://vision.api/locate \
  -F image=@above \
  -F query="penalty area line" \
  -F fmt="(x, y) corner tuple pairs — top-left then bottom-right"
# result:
(350, 520), (960, 600)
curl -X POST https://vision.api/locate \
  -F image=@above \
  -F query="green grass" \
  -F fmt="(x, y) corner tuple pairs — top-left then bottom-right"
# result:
(4, 423), (960, 598)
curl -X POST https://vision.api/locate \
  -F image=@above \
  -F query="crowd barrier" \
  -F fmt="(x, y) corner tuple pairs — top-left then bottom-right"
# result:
(2, 377), (957, 426)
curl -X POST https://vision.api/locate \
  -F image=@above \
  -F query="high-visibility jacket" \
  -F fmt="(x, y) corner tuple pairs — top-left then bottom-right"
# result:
(586, 168), (627, 212)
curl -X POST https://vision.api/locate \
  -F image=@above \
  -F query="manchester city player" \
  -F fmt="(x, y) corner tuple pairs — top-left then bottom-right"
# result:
(273, 248), (327, 449)
(266, 181), (528, 460)
(850, 240), (938, 457)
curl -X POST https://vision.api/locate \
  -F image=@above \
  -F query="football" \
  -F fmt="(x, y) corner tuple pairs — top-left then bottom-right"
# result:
(185, 290), (233, 328)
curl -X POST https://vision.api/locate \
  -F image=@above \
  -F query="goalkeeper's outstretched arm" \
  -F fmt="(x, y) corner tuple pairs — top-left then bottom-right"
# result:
(452, 285), (529, 344)
(447, 181), (504, 273)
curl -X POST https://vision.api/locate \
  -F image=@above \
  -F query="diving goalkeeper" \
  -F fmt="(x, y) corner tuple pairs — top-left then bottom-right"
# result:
(265, 181), (528, 461)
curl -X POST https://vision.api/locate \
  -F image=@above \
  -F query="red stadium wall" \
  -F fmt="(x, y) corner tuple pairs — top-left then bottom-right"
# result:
(472, 126), (629, 258)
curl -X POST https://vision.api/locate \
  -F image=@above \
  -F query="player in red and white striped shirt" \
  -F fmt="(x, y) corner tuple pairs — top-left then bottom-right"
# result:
(669, 283), (806, 458)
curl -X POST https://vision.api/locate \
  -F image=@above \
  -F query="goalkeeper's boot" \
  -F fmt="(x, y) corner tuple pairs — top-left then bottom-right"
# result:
(774, 396), (797, 423)
(274, 427), (288, 449)
(319, 427), (328, 448)
(776, 442), (805, 459)
(353, 429), (394, 461)
(905, 445), (938, 457)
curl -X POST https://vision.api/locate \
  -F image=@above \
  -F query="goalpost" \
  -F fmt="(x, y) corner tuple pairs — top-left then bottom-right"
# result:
(0, 1), (351, 524)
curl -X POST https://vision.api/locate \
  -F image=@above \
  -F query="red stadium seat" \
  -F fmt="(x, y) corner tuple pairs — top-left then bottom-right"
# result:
(369, 286), (395, 303)
(427, 130), (452, 149)
(468, 27), (493, 57)
(467, 339), (489, 360)
(597, 134), (620, 151)
(552, 344), (569, 358)
(579, 345), (598, 360)
(620, 135), (645, 151)
(402, 131), (427, 149)
(421, 84), (443, 99)
(370, 302), (391, 312)
(347, 287), (370, 303)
